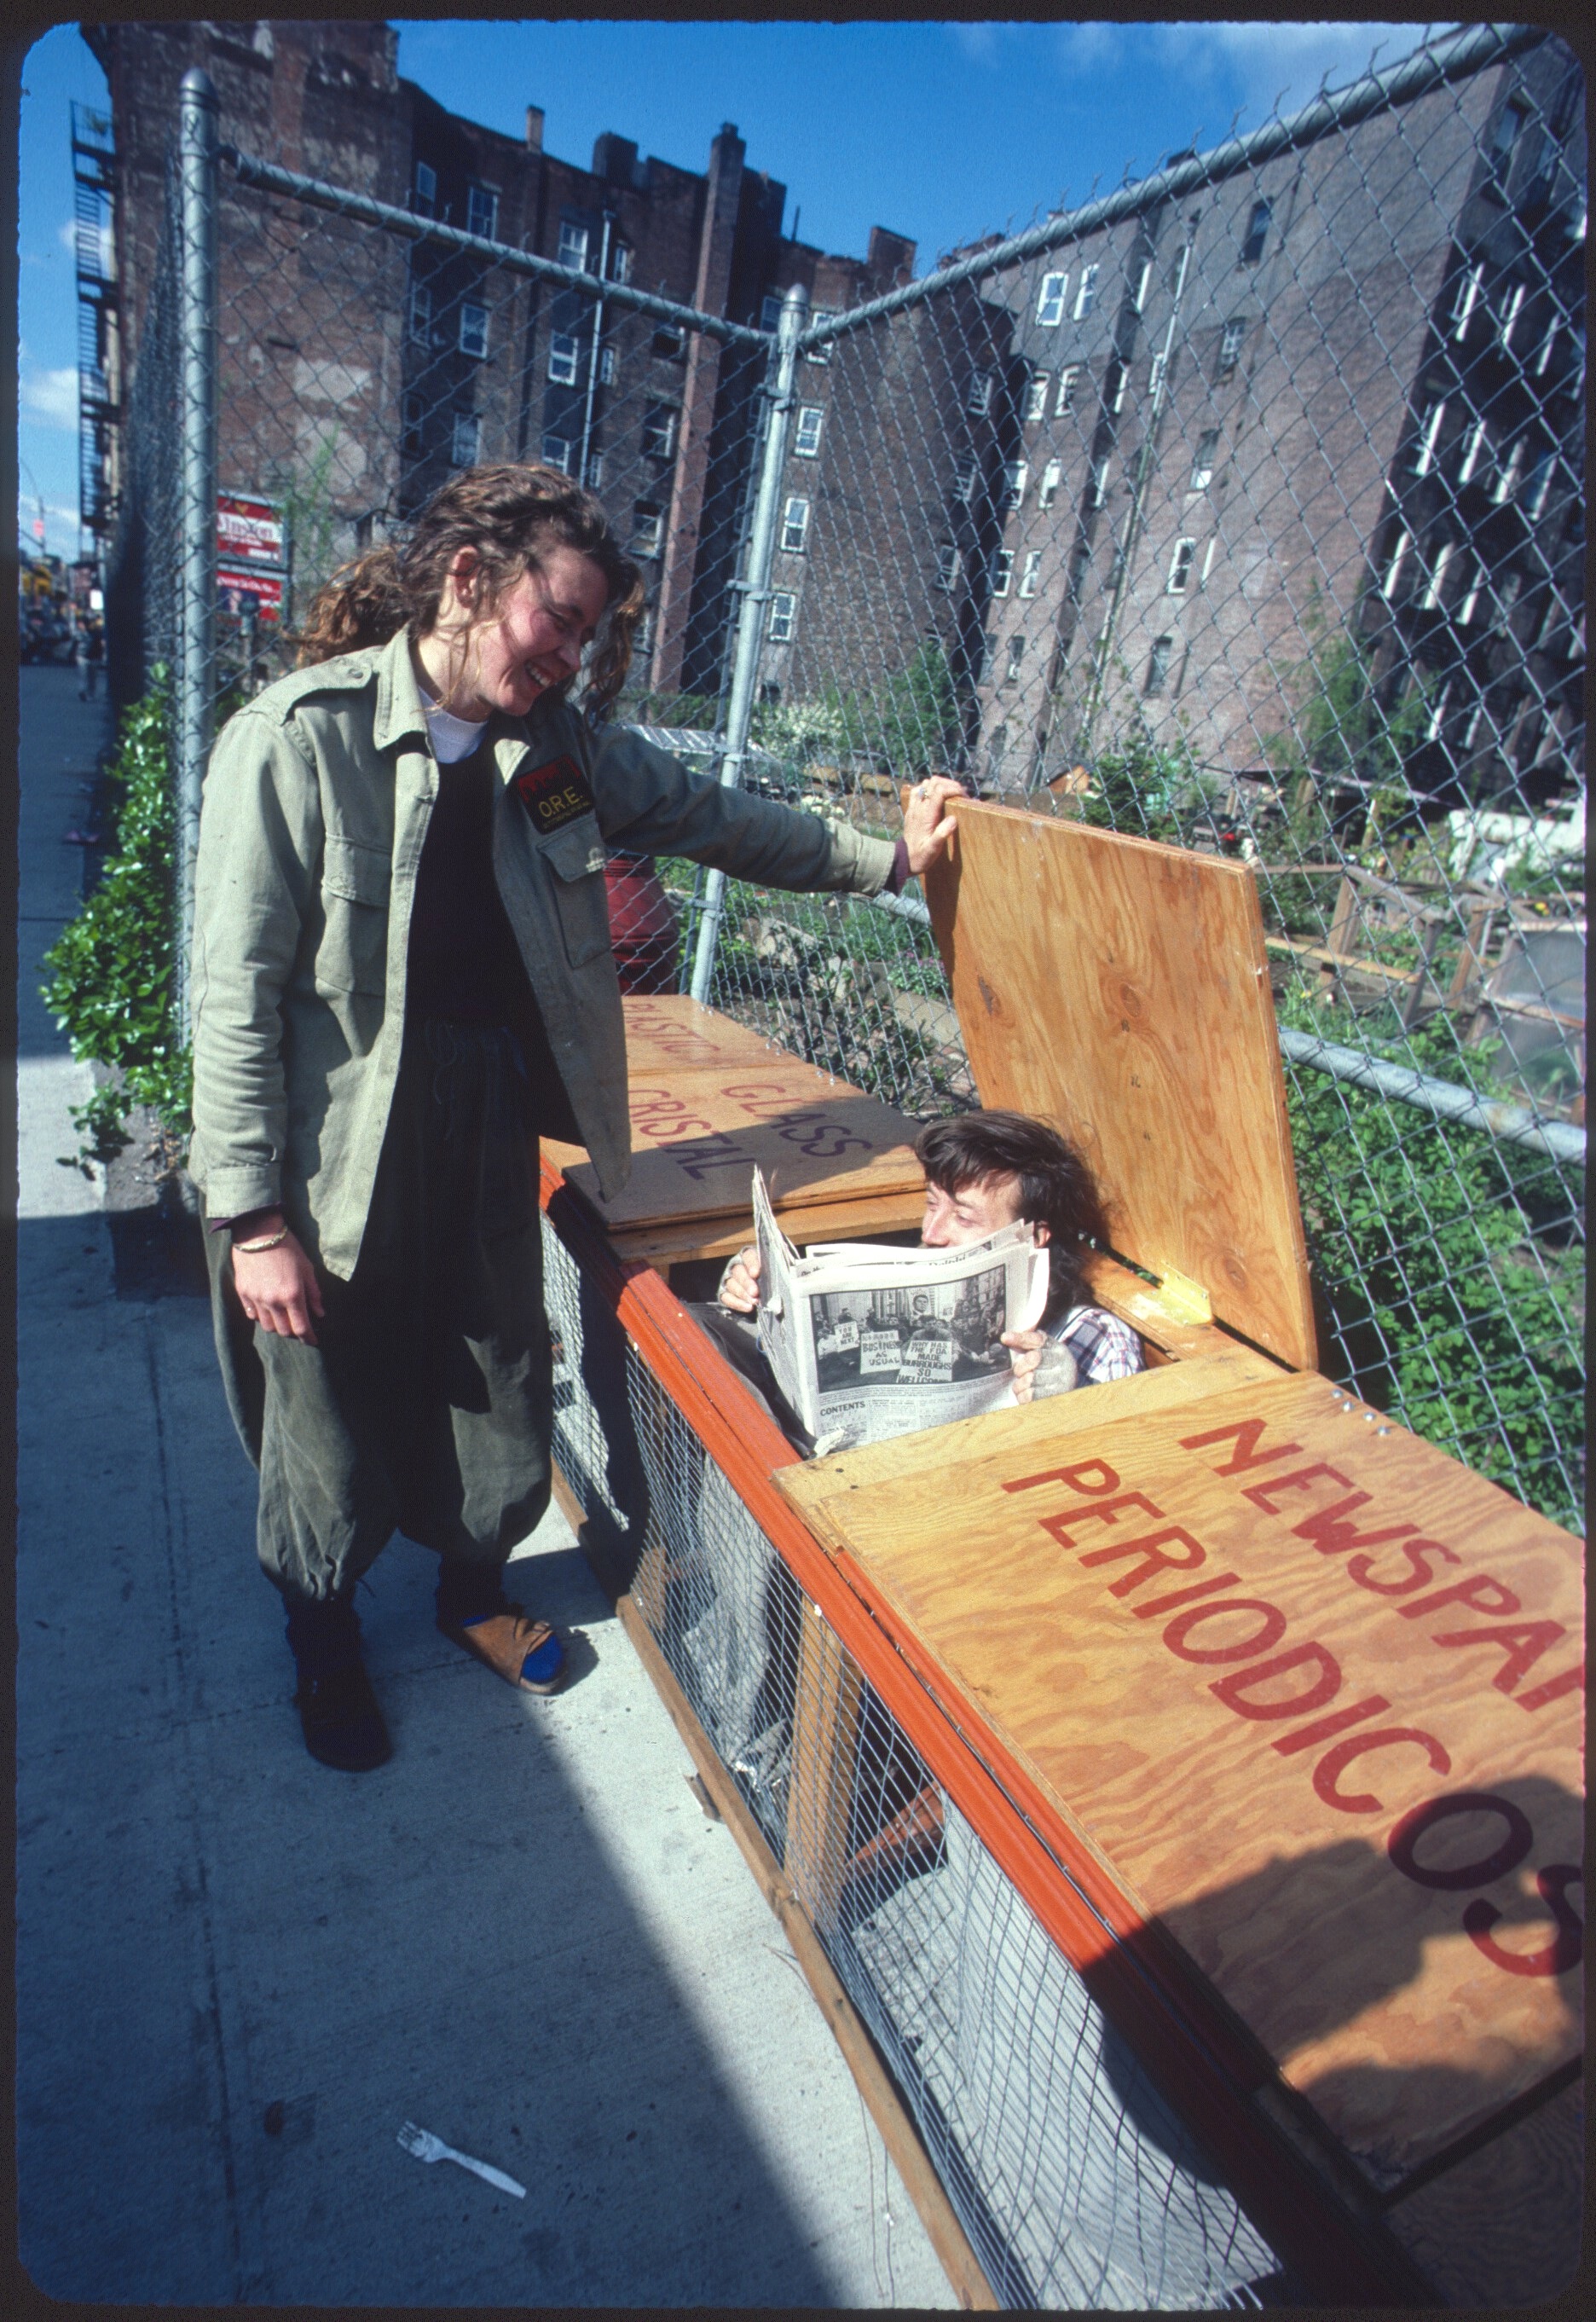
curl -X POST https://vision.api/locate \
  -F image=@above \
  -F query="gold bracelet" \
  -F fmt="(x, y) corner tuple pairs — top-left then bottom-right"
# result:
(234, 1226), (289, 1254)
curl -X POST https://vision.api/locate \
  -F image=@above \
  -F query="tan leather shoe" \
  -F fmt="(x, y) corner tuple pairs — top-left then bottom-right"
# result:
(438, 1607), (567, 1694)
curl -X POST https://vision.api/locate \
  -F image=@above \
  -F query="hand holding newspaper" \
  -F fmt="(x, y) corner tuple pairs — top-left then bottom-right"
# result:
(751, 1167), (1050, 1454)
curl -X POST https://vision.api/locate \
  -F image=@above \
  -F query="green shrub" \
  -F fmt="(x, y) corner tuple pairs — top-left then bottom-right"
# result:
(40, 676), (192, 1167)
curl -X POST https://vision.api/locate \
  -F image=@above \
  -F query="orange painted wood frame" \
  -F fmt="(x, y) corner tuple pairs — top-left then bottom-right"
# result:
(538, 1156), (1428, 2304)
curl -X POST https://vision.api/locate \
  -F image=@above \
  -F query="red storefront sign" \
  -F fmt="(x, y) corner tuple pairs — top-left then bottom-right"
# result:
(218, 565), (284, 622)
(217, 491), (286, 569)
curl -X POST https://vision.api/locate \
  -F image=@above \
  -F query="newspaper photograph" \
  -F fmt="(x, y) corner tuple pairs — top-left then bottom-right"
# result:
(752, 1167), (1049, 1451)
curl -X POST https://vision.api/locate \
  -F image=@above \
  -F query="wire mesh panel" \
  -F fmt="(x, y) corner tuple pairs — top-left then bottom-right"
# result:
(541, 1207), (1292, 2308)
(691, 26), (1585, 1527)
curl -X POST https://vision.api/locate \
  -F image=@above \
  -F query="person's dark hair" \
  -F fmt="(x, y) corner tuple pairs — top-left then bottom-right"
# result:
(914, 1110), (1111, 1323)
(294, 462), (645, 714)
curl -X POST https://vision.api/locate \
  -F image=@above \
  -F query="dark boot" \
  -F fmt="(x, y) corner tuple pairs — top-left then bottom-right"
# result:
(284, 1595), (391, 1771)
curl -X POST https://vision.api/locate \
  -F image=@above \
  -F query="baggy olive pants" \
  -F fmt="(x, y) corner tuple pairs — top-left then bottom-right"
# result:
(205, 1018), (553, 1611)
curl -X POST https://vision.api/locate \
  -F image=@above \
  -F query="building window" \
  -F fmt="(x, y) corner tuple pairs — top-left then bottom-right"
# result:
(1055, 364), (1080, 414)
(1425, 681), (1450, 741)
(1489, 96), (1529, 184)
(1421, 541), (1454, 610)
(1106, 358), (1128, 414)
(632, 501), (663, 555)
(1131, 258), (1153, 313)
(780, 495), (811, 553)
(952, 458), (978, 504)
(651, 322), (685, 358)
(1493, 437), (1524, 504)
(794, 404), (825, 456)
(1144, 635), (1175, 695)
(1217, 319), (1246, 378)
(1087, 457), (1110, 507)
(1457, 416), (1488, 484)
(1019, 549), (1042, 599)
(1189, 430), (1219, 489)
(584, 450), (604, 489)
(1381, 527), (1411, 600)
(466, 184), (499, 241)
(412, 161), (437, 217)
(1534, 319), (1559, 376)
(1499, 281), (1526, 350)
(1073, 263), (1099, 319)
(992, 548), (1015, 597)
(633, 605), (654, 655)
(642, 404), (677, 460)
(1025, 371), (1050, 420)
(610, 242), (633, 284)
(459, 303), (489, 360)
(1411, 401), (1446, 476)
(452, 413), (481, 467)
(1003, 460), (1028, 509)
(1524, 450), (1557, 518)
(402, 392), (425, 454)
(547, 333), (580, 385)
(1200, 536), (1217, 588)
(541, 432), (572, 473)
(1458, 557), (1485, 624)
(1038, 459), (1062, 510)
(1452, 262), (1483, 339)
(1003, 635), (1026, 681)
(1148, 350), (1167, 401)
(1166, 537), (1196, 593)
(408, 279), (431, 342)
(760, 293), (784, 333)
(966, 370), (994, 417)
(767, 590), (796, 641)
(598, 345), (617, 385)
(807, 311), (835, 364)
(1036, 271), (1069, 326)
(934, 543), (962, 592)
(558, 220), (589, 274)
(1240, 199), (1272, 265)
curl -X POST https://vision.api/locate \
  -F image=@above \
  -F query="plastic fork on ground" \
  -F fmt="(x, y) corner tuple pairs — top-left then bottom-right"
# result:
(396, 2118), (527, 2198)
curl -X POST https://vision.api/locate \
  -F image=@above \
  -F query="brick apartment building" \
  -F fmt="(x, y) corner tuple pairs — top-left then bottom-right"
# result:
(762, 32), (1583, 818)
(85, 17), (917, 704)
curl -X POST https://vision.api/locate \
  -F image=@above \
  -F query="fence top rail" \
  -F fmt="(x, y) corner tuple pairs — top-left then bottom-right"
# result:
(796, 19), (1551, 352)
(219, 145), (772, 350)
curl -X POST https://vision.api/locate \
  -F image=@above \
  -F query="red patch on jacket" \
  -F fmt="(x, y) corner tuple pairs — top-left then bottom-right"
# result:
(513, 754), (595, 837)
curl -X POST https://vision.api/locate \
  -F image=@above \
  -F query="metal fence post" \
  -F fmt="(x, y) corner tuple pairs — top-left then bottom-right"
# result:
(688, 283), (807, 1005)
(176, 67), (218, 1039)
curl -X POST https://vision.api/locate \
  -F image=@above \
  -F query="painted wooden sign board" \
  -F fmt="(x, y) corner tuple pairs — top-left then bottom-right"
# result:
(923, 802), (1318, 1370)
(546, 998), (924, 1236)
(780, 1368), (1584, 2190)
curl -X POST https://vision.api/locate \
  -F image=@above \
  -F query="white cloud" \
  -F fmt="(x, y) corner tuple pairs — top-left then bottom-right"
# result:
(58, 217), (76, 252)
(1050, 23), (1125, 78)
(21, 365), (79, 429)
(1152, 21), (1438, 130)
(948, 23), (1028, 67)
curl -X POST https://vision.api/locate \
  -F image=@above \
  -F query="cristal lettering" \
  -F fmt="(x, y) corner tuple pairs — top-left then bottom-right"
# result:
(1210, 1643), (1342, 1721)
(1345, 1537), (1460, 1594)
(1272, 1695), (1391, 1755)
(1516, 1659), (1585, 1714)
(1313, 1726), (1450, 1814)
(1386, 1790), (1533, 1888)
(1241, 1462), (1354, 1515)
(1162, 1597), (1289, 1665)
(1075, 1524), (1205, 1594)
(1397, 1573), (1520, 1622)
(1430, 1618), (1567, 1694)
(1038, 1493), (1162, 1551)
(1131, 1572), (1242, 1618)
(1464, 1865), (1583, 1977)
(1003, 1456), (1119, 1497)
(1295, 1496), (1420, 1562)
(1177, 1416), (1304, 1474)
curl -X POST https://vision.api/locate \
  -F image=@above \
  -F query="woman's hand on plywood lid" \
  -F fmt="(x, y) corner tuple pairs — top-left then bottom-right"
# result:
(901, 776), (967, 877)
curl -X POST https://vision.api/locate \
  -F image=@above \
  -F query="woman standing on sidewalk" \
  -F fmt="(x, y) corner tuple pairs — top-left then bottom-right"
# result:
(189, 463), (962, 1770)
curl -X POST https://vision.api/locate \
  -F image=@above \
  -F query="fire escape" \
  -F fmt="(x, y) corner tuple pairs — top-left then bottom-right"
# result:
(72, 99), (120, 558)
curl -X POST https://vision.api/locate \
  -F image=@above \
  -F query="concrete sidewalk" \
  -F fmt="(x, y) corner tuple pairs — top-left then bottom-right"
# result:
(14, 666), (953, 2308)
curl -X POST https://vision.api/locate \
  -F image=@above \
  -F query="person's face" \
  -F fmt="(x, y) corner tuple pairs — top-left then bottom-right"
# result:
(434, 544), (609, 721)
(921, 1169), (1046, 1247)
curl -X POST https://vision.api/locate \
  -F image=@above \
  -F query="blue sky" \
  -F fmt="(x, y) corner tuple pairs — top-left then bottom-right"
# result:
(19, 17), (1439, 560)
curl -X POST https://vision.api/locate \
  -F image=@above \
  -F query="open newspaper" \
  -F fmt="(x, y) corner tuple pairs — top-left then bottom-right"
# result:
(752, 1167), (1050, 1452)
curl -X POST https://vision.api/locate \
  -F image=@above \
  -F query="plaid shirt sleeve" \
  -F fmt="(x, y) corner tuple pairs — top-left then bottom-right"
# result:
(1052, 1304), (1144, 1384)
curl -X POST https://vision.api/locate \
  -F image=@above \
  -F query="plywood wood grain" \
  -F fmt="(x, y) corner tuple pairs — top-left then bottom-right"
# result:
(1383, 2076), (1584, 2305)
(779, 1370), (1583, 2185)
(613, 1189), (931, 1271)
(924, 802), (1317, 1370)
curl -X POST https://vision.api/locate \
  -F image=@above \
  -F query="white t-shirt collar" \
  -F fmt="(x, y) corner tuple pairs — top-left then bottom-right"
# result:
(417, 681), (489, 766)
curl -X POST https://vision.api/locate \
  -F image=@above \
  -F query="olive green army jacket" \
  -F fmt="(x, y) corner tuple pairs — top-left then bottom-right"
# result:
(189, 628), (897, 1277)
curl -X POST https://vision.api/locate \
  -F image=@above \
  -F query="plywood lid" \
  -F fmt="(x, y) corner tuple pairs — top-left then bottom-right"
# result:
(924, 802), (1317, 1370)
(778, 1369), (1585, 2187)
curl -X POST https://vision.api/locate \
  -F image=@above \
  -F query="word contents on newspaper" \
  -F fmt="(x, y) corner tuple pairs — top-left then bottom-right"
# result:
(753, 1167), (1050, 1451)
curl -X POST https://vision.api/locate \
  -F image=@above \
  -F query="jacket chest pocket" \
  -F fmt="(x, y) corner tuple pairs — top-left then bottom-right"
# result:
(315, 834), (391, 996)
(540, 818), (611, 970)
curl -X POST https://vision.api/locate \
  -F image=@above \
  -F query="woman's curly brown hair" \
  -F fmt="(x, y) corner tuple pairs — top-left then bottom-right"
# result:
(293, 462), (645, 715)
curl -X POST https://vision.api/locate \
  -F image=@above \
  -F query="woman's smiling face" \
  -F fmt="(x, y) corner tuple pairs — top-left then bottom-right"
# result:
(424, 542), (610, 721)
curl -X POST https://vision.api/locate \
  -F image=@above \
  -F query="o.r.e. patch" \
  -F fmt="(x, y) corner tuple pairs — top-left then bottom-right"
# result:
(512, 753), (595, 838)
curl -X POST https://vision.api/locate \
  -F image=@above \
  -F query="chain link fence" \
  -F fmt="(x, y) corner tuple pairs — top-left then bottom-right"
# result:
(107, 23), (1582, 1514)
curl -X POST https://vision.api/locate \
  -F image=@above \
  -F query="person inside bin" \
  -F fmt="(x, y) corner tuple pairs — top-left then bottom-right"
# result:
(188, 460), (968, 1774)
(698, 1109), (1142, 1451)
